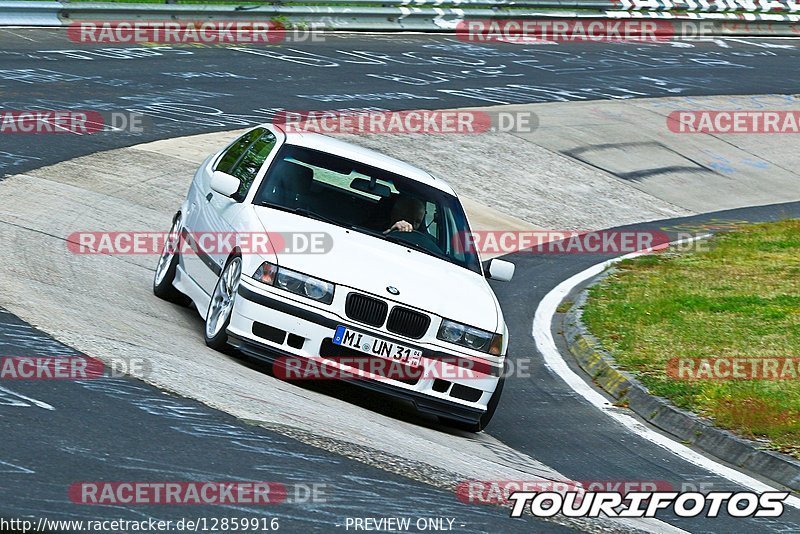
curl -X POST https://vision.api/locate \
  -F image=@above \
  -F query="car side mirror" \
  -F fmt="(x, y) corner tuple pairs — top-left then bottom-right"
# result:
(486, 259), (515, 282)
(210, 170), (240, 197)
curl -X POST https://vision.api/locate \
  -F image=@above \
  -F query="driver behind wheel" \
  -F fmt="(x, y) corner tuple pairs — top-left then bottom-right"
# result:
(385, 196), (425, 234)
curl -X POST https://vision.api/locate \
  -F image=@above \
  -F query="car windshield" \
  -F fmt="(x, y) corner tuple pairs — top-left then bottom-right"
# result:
(253, 144), (482, 274)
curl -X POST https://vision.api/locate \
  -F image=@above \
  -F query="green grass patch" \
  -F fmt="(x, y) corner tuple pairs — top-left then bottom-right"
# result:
(556, 299), (573, 314)
(582, 220), (800, 459)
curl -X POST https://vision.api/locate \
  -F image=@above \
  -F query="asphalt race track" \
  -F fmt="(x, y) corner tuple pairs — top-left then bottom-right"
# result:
(0, 308), (555, 533)
(2, 30), (799, 177)
(1, 28), (800, 533)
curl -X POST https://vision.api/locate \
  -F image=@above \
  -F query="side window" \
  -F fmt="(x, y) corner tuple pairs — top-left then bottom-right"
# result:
(215, 128), (264, 175)
(444, 208), (462, 260)
(230, 131), (277, 201)
(424, 201), (438, 236)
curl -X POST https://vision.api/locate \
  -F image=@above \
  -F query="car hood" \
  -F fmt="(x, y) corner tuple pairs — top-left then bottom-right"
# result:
(253, 208), (499, 332)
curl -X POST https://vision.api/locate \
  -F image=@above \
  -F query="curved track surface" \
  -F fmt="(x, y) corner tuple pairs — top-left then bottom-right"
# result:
(1, 29), (800, 533)
(2, 29), (800, 177)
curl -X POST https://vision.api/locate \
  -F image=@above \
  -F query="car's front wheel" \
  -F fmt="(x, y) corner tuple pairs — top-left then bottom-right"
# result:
(153, 213), (186, 303)
(204, 255), (242, 350)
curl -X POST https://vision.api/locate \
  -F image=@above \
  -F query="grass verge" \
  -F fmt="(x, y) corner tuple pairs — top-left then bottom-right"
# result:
(582, 220), (800, 458)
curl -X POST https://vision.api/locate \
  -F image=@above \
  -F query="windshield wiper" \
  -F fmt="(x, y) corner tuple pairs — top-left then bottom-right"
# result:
(382, 233), (453, 263)
(349, 224), (384, 238)
(349, 223), (452, 263)
(259, 202), (342, 227)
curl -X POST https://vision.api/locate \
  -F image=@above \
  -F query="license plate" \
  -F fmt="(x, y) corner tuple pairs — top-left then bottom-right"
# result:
(332, 325), (422, 368)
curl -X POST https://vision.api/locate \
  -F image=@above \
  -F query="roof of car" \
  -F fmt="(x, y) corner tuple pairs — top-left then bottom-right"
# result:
(269, 125), (457, 196)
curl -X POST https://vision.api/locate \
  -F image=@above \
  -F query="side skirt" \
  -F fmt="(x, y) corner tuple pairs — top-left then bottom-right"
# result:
(174, 264), (211, 320)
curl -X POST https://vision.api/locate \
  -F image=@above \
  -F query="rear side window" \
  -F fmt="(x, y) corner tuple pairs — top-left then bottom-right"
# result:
(215, 128), (265, 175)
(230, 131), (277, 201)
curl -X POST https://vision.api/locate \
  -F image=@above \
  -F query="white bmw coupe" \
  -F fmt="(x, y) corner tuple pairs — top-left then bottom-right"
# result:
(154, 124), (515, 431)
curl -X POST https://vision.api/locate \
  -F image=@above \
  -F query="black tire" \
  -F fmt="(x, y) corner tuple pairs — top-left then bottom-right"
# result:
(203, 255), (242, 351)
(153, 214), (186, 303)
(440, 373), (506, 433)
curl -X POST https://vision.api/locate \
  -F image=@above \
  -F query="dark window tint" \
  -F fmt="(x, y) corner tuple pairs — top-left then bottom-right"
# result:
(215, 128), (265, 175)
(230, 131), (277, 201)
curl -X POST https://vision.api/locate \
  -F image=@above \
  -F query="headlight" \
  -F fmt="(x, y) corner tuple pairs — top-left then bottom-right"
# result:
(253, 262), (334, 304)
(437, 319), (502, 355)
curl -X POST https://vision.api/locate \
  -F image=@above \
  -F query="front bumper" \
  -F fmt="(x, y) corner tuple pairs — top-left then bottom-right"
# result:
(227, 278), (501, 424)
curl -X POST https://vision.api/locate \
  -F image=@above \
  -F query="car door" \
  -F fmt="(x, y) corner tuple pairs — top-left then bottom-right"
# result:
(189, 128), (279, 294)
(183, 128), (263, 290)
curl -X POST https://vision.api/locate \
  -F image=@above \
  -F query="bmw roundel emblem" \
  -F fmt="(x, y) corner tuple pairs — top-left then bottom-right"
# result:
(386, 286), (400, 296)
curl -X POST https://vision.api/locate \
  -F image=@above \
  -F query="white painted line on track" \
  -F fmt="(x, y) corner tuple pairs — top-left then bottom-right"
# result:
(0, 29), (36, 41)
(531, 234), (800, 509)
(0, 385), (55, 410)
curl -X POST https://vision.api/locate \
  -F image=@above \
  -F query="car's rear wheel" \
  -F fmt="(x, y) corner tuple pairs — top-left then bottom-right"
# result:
(153, 213), (186, 303)
(440, 374), (505, 433)
(204, 255), (242, 350)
